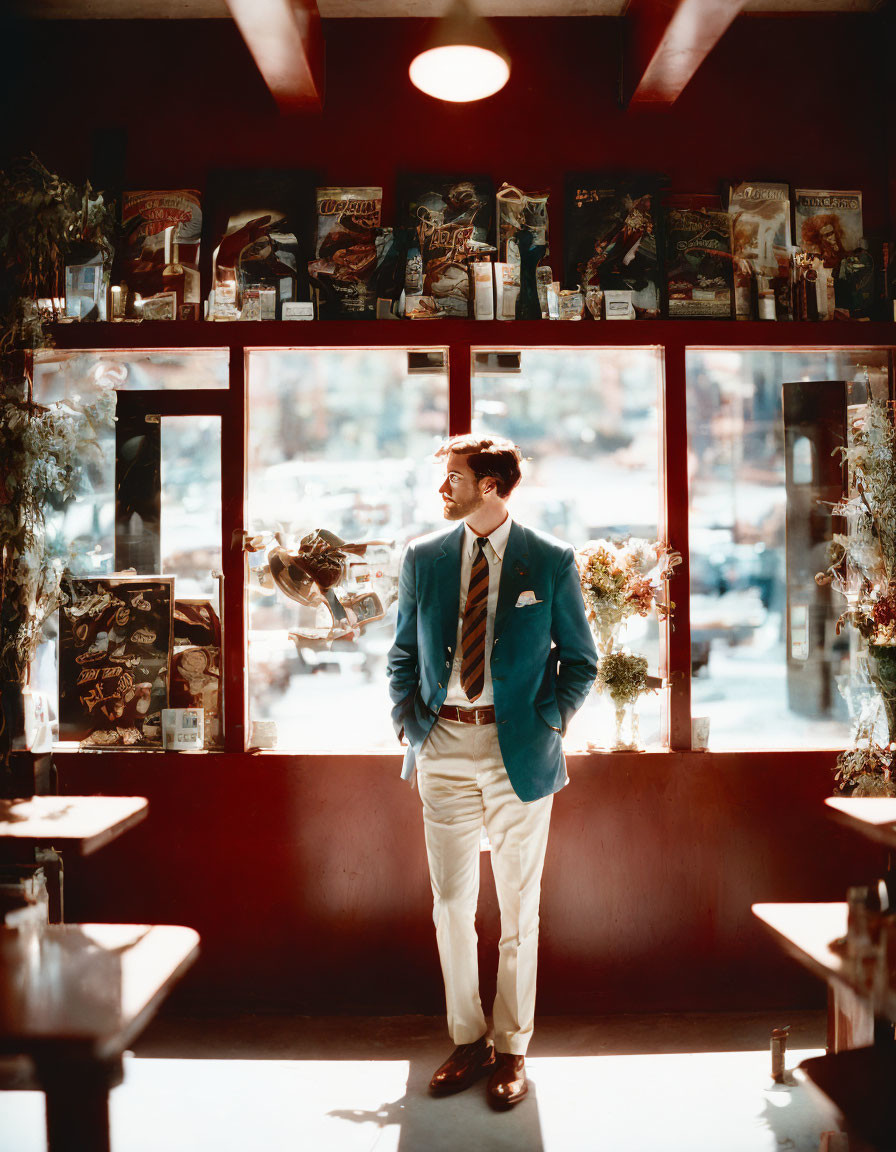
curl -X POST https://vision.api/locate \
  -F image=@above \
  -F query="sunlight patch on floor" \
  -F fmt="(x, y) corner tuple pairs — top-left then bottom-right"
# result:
(0, 1048), (842, 1152)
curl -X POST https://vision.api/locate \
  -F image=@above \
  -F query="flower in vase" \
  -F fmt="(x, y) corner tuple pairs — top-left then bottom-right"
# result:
(575, 536), (680, 653)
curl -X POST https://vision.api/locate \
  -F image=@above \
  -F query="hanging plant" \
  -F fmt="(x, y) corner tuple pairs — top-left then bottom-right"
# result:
(0, 154), (117, 768)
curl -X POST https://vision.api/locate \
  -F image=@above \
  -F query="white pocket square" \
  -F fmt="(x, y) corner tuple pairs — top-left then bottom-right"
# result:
(515, 591), (542, 607)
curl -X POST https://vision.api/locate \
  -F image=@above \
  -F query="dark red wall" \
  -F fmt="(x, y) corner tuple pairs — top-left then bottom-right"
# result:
(8, 13), (893, 1015)
(3, 14), (891, 244)
(56, 749), (885, 1015)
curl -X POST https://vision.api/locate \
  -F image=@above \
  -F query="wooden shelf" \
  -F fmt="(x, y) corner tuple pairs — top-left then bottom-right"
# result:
(826, 798), (896, 852)
(45, 319), (896, 354)
(752, 902), (896, 1021)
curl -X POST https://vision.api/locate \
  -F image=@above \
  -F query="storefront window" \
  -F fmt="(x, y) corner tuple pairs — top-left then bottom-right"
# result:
(686, 348), (890, 750)
(472, 348), (664, 749)
(246, 349), (448, 751)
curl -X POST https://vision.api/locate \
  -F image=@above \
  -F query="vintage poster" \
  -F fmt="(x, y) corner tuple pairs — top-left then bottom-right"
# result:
(726, 180), (791, 319)
(565, 175), (663, 317)
(794, 189), (863, 268)
(119, 190), (202, 312)
(308, 187), (383, 319)
(204, 168), (316, 321)
(400, 174), (495, 318)
(665, 194), (732, 318)
(59, 576), (173, 747)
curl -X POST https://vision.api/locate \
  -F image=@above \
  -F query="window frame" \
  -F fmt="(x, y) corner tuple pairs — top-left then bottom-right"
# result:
(44, 320), (896, 755)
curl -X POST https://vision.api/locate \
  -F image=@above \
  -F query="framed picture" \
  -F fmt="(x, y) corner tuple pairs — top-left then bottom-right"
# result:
(59, 575), (174, 747)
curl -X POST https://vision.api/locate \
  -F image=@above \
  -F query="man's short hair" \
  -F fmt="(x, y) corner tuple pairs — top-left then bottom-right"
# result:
(436, 435), (523, 499)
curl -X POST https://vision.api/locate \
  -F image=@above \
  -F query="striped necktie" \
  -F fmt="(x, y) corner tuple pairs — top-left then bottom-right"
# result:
(460, 537), (489, 702)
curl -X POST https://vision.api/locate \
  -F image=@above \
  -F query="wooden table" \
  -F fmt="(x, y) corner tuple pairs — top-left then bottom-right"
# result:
(825, 797), (896, 852)
(753, 902), (855, 990)
(756, 811), (896, 1149)
(0, 923), (200, 1152)
(752, 901), (889, 1050)
(0, 797), (148, 922)
(0, 797), (148, 856)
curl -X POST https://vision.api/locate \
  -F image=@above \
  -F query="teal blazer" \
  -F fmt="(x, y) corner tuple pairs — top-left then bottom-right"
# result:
(387, 520), (598, 803)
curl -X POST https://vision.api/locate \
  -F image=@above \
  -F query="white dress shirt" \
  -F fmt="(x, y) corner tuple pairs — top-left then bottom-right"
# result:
(443, 515), (512, 708)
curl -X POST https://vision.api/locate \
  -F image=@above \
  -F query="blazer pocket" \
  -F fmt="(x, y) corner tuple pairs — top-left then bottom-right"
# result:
(536, 698), (563, 732)
(516, 601), (548, 621)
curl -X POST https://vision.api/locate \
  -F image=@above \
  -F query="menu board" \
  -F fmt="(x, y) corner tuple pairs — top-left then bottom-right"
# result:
(59, 576), (173, 747)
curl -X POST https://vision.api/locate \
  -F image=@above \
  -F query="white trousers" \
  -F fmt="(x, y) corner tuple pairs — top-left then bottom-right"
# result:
(417, 717), (553, 1055)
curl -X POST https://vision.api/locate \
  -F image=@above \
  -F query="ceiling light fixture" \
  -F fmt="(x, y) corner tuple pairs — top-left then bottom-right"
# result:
(409, 0), (510, 104)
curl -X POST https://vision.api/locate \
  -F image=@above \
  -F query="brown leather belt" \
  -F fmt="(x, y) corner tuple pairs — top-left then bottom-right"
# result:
(438, 704), (496, 725)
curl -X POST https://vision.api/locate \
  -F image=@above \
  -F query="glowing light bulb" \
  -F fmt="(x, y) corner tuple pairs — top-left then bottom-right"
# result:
(409, 44), (509, 102)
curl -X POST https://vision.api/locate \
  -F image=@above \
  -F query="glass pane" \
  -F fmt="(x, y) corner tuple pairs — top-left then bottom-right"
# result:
(472, 348), (664, 750)
(33, 349), (228, 399)
(687, 349), (890, 750)
(45, 414), (222, 588)
(161, 417), (222, 600)
(246, 348), (449, 752)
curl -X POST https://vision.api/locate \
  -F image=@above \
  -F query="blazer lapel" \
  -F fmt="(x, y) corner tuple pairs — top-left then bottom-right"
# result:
(494, 521), (530, 641)
(434, 523), (464, 651)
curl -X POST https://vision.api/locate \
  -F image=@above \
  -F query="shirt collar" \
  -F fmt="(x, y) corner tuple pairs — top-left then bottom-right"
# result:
(464, 514), (512, 561)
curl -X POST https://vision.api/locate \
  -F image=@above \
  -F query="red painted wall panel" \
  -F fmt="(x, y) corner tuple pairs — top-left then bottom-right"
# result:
(56, 750), (884, 1015)
(7, 12), (892, 1013)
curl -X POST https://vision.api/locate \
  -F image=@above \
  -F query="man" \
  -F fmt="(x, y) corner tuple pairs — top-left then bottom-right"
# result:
(387, 435), (598, 1109)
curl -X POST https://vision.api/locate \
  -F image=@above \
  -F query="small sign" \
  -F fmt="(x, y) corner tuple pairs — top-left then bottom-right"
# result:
(282, 301), (314, 320)
(162, 707), (204, 751)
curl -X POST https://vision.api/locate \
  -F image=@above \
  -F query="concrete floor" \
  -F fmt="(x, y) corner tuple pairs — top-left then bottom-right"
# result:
(0, 1011), (847, 1152)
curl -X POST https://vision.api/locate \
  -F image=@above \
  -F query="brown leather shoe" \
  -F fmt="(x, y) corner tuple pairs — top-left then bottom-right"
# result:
(428, 1036), (495, 1096)
(487, 1053), (528, 1108)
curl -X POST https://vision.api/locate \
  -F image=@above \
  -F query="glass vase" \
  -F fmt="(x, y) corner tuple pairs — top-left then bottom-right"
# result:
(612, 696), (642, 752)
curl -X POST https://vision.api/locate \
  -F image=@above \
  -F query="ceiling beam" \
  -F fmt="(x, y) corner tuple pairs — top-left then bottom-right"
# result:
(224, 0), (324, 113)
(623, 0), (748, 108)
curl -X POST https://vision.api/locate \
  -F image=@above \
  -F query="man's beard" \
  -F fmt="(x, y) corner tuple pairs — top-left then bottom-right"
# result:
(442, 492), (483, 521)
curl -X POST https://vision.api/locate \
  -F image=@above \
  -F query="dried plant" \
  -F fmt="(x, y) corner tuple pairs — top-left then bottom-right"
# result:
(596, 651), (650, 706)
(834, 717), (896, 797)
(815, 396), (896, 786)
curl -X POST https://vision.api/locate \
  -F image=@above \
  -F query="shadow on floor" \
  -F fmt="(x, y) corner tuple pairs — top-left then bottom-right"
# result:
(329, 1058), (545, 1152)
